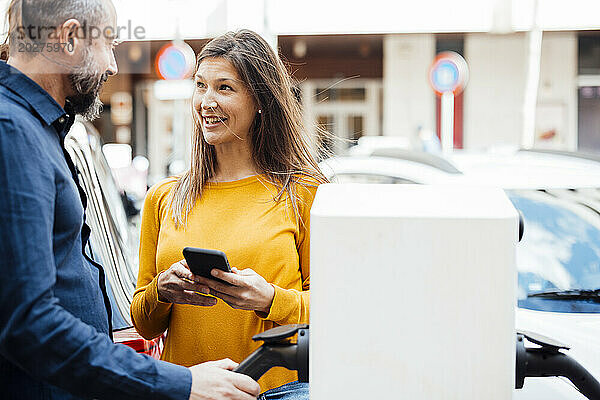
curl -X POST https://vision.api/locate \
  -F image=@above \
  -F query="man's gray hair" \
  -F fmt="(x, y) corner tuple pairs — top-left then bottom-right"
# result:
(2, 0), (107, 58)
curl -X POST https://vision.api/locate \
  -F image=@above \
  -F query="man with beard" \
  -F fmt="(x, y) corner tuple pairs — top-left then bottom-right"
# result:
(0, 1), (260, 399)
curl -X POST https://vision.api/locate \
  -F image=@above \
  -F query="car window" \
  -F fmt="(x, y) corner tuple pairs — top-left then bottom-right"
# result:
(330, 174), (600, 314)
(87, 132), (140, 282)
(65, 122), (140, 329)
(508, 189), (600, 313)
(332, 173), (415, 184)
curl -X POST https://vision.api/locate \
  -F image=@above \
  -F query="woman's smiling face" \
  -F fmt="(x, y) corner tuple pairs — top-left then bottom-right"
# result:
(193, 57), (258, 146)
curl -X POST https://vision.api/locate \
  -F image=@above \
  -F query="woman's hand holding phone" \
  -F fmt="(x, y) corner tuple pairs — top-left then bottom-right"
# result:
(157, 260), (217, 307)
(193, 267), (275, 314)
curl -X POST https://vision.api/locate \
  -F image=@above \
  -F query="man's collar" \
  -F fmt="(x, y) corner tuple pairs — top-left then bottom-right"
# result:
(0, 60), (67, 127)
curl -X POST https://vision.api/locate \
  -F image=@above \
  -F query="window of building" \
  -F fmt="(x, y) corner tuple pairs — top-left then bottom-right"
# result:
(315, 88), (366, 103)
(436, 36), (464, 56)
(578, 34), (600, 75)
(578, 33), (600, 151)
(302, 79), (382, 157)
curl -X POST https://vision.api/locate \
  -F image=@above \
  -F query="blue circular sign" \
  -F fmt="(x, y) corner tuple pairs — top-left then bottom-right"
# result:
(428, 52), (469, 95)
(158, 48), (188, 80)
(155, 42), (196, 80)
(431, 60), (460, 93)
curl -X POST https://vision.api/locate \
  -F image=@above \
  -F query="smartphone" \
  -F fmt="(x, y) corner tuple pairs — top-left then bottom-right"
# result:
(182, 247), (232, 284)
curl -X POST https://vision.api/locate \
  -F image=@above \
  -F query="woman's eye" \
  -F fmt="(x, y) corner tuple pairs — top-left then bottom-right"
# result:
(220, 85), (232, 91)
(196, 82), (206, 89)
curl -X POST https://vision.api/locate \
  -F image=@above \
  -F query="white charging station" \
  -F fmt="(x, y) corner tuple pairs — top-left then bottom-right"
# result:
(310, 184), (518, 399)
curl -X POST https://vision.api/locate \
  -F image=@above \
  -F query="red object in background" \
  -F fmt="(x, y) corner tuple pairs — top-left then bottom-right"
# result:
(114, 327), (164, 360)
(155, 42), (196, 81)
(429, 52), (469, 96)
(436, 92), (464, 149)
(540, 129), (557, 140)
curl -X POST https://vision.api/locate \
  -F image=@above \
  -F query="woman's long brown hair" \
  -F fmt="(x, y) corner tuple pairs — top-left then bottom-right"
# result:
(169, 29), (329, 227)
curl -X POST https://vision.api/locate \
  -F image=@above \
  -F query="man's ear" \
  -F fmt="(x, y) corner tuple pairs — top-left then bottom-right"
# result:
(58, 18), (81, 56)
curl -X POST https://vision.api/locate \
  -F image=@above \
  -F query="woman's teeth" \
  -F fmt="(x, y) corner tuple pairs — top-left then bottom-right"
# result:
(204, 116), (226, 124)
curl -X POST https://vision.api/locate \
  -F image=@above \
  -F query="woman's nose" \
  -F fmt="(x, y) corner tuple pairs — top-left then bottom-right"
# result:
(201, 94), (218, 110)
(202, 101), (217, 109)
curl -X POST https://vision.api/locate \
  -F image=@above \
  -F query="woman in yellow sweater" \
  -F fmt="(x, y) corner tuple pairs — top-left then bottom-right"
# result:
(130, 29), (328, 398)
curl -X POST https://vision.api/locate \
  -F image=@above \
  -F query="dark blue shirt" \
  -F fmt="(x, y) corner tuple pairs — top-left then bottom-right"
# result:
(0, 61), (191, 399)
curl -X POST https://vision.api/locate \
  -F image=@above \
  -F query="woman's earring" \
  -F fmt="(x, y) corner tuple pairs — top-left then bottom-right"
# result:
(258, 109), (262, 114)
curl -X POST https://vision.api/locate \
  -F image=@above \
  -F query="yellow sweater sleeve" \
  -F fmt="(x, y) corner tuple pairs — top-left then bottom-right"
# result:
(259, 182), (317, 326)
(130, 181), (174, 340)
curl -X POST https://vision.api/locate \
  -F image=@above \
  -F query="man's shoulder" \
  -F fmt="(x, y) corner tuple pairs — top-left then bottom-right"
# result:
(0, 92), (52, 166)
(0, 87), (41, 131)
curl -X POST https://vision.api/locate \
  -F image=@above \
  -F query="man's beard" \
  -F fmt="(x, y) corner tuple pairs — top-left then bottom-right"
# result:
(66, 50), (109, 121)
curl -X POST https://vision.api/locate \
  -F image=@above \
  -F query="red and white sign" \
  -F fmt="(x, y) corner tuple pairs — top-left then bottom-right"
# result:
(429, 51), (469, 96)
(155, 42), (196, 81)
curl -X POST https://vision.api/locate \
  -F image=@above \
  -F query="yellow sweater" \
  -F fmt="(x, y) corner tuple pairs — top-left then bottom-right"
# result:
(130, 175), (317, 392)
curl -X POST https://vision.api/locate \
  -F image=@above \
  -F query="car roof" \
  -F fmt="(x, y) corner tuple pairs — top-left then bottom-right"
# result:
(320, 149), (600, 190)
